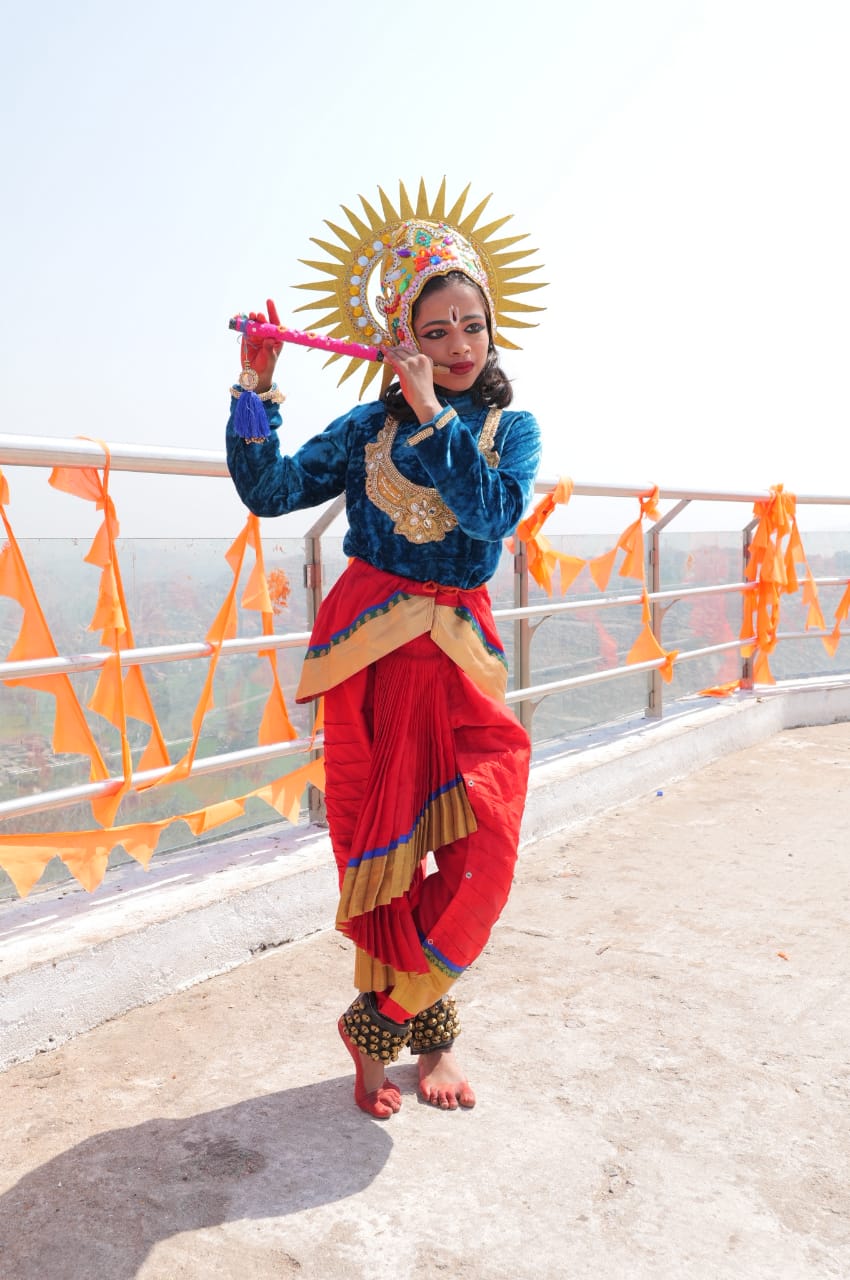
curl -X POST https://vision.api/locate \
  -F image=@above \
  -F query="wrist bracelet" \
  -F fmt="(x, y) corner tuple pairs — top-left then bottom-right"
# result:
(230, 382), (285, 404)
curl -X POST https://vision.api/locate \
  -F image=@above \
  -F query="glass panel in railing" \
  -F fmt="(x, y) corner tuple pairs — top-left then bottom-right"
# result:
(0, 537), (321, 898)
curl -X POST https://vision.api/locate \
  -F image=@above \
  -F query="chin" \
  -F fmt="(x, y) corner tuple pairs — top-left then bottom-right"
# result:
(436, 372), (479, 394)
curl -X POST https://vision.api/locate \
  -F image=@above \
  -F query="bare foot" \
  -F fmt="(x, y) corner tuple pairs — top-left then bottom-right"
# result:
(417, 1047), (476, 1110)
(338, 1020), (401, 1118)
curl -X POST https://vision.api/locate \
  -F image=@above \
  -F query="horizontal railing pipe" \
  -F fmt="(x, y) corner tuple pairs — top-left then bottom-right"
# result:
(3, 434), (850, 509)
(1, 429), (848, 863)
(504, 637), (759, 706)
(0, 737), (320, 824)
(0, 633), (313, 684)
(493, 581), (753, 624)
(0, 434), (229, 477)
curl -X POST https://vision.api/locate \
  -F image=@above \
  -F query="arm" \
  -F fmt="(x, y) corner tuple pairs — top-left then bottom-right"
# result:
(225, 296), (351, 517)
(408, 406), (541, 541)
(226, 400), (352, 517)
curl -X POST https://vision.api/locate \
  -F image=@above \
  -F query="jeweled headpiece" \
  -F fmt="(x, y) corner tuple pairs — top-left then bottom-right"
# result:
(379, 220), (495, 349)
(294, 178), (546, 398)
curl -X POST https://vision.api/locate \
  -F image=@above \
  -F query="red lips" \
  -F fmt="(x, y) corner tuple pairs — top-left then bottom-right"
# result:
(449, 362), (474, 374)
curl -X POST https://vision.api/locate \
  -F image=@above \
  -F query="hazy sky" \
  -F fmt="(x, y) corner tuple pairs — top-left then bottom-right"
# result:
(1, 0), (848, 537)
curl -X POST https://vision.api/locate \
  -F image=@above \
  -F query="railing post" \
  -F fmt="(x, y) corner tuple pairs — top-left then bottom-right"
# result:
(740, 519), (757, 690)
(513, 538), (533, 733)
(299, 495), (346, 826)
(304, 533), (327, 825)
(646, 499), (690, 719)
(648, 532), (663, 719)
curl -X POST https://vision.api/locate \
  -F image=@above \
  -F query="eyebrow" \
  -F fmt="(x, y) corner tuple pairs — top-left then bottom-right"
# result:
(417, 312), (486, 327)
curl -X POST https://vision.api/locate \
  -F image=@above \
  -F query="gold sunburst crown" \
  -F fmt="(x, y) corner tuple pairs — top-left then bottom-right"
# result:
(293, 177), (547, 399)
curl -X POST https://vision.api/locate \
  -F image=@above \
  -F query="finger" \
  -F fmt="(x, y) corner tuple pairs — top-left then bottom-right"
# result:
(267, 298), (281, 326)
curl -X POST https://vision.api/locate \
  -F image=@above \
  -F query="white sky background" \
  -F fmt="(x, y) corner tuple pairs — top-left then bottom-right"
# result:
(1, 0), (848, 538)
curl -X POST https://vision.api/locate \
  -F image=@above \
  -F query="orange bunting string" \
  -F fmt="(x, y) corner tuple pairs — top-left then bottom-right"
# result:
(51, 441), (171, 822)
(616, 518), (645, 582)
(183, 798), (247, 836)
(0, 841), (57, 899)
(0, 484), (110, 788)
(588, 547), (618, 592)
(0, 757), (326, 897)
(834, 580), (850, 629)
(514, 475), (574, 545)
(241, 516), (296, 746)
(512, 476), (582, 595)
(801, 571), (826, 633)
(0, 473), (318, 898)
(823, 580), (850, 656)
(142, 524), (250, 788)
(638, 486), (661, 522)
(737, 483), (835, 682)
(699, 680), (743, 698)
(256, 758), (327, 826)
(514, 482), (676, 676)
(3, 462), (849, 902)
(626, 590), (678, 682)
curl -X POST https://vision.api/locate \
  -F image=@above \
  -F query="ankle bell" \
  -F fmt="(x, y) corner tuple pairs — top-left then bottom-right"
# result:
(340, 992), (412, 1063)
(409, 994), (461, 1055)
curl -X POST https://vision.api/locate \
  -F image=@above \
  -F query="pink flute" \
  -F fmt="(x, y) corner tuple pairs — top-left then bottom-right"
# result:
(229, 315), (384, 363)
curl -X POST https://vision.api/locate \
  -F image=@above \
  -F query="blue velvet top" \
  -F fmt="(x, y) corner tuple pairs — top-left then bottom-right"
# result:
(226, 390), (541, 590)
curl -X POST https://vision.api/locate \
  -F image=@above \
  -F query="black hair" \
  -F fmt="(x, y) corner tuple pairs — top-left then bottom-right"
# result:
(380, 270), (513, 421)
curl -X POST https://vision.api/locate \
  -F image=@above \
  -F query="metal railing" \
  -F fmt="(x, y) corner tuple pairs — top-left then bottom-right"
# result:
(2, 432), (849, 836)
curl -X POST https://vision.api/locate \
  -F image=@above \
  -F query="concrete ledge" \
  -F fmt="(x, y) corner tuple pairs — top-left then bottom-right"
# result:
(524, 677), (850, 845)
(2, 677), (848, 1071)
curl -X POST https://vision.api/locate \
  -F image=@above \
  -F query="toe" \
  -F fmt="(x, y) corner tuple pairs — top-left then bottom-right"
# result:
(361, 1094), (393, 1119)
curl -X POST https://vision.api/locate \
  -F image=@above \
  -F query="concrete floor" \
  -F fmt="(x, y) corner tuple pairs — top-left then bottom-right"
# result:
(1, 722), (849, 1279)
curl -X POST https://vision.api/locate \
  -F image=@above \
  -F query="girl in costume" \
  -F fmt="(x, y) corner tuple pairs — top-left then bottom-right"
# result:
(226, 181), (544, 1117)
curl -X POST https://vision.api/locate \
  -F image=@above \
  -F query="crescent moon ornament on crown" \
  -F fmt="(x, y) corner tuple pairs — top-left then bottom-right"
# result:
(293, 177), (547, 399)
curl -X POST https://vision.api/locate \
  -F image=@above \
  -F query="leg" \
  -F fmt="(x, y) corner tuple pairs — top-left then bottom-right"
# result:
(338, 993), (411, 1119)
(404, 663), (531, 1108)
(409, 994), (475, 1110)
(324, 676), (408, 1117)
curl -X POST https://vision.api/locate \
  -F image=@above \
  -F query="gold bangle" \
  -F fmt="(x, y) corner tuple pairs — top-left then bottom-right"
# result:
(230, 383), (285, 404)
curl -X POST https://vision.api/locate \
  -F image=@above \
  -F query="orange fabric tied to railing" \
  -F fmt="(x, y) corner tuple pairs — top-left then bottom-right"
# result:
(0, 462), (320, 898)
(0, 466), (847, 898)
(739, 485), (830, 686)
(50, 439), (171, 824)
(137, 512), (298, 791)
(511, 476), (584, 594)
(702, 483), (842, 696)
(1, 467), (112, 802)
(513, 481), (678, 681)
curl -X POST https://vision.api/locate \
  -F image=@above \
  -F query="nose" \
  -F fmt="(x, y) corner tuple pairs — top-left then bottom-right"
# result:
(449, 328), (471, 355)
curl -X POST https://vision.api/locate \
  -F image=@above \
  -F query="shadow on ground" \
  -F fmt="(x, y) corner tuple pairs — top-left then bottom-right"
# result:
(0, 1077), (391, 1279)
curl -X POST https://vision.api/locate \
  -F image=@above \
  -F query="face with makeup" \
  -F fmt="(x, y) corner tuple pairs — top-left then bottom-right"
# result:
(412, 278), (491, 394)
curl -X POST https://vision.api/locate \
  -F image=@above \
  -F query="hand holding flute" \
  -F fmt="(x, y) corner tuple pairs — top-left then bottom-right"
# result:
(237, 299), (285, 394)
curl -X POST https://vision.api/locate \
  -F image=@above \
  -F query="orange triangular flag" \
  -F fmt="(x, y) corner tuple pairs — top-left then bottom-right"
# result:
(588, 547), (618, 592)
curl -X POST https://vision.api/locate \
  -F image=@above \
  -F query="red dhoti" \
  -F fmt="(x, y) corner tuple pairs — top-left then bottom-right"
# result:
(296, 559), (530, 1018)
